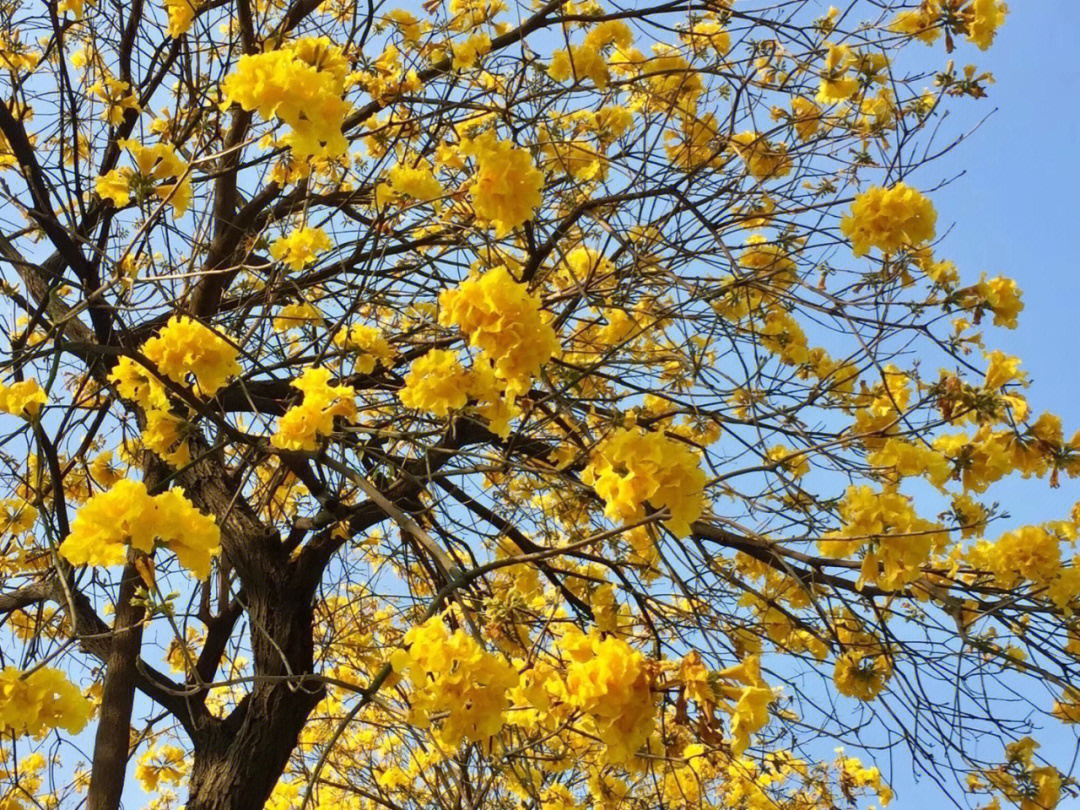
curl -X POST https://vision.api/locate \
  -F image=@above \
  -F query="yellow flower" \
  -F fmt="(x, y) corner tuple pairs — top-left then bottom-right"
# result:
(143, 409), (192, 468)
(58, 479), (220, 578)
(333, 323), (393, 374)
(462, 132), (544, 237)
(975, 274), (1024, 328)
(561, 629), (656, 763)
(0, 666), (90, 737)
(136, 745), (187, 793)
(270, 226), (333, 271)
(832, 651), (891, 701)
(95, 168), (133, 207)
(109, 355), (171, 410)
(841, 183), (937, 257)
(391, 616), (519, 745)
(438, 265), (557, 394)
(270, 367), (356, 451)
(582, 426), (706, 538)
(966, 0), (1007, 51)
(388, 160), (444, 204)
(141, 315), (241, 395)
(163, 0), (196, 37)
(816, 43), (859, 103)
(221, 37), (350, 158)
(0, 379), (47, 418)
(398, 349), (471, 417)
(729, 131), (793, 180)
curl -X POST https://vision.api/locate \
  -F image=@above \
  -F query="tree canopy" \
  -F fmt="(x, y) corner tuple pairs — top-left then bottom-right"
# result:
(3, 1), (1077, 810)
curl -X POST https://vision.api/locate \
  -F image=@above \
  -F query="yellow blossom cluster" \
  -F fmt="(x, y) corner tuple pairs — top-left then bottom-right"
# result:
(163, 0), (197, 37)
(333, 323), (393, 374)
(978, 738), (1061, 810)
(841, 183), (937, 257)
(96, 139), (191, 218)
(559, 629), (656, 763)
(0, 666), (90, 737)
(221, 37), (350, 157)
(818, 485), (947, 591)
(135, 744), (188, 793)
(461, 133), (544, 236)
(270, 226), (333, 271)
(967, 525), (1080, 609)
(141, 315), (241, 396)
(0, 379), (47, 418)
(548, 20), (634, 89)
(398, 349), (472, 418)
(271, 367), (357, 452)
(832, 650), (893, 701)
(390, 616), (519, 746)
(58, 478), (221, 578)
(439, 265), (557, 394)
(729, 132), (793, 181)
(582, 426), (706, 538)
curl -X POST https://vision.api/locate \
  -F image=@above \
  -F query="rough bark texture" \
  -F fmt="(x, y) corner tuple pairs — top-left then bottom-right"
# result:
(86, 561), (146, 810)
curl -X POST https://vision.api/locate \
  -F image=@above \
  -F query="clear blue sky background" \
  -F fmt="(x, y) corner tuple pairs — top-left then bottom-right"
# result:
(885, 1), (1080, 805)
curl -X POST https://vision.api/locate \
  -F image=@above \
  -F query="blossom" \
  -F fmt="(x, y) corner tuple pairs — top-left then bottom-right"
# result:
(0, 379), (47, 418)
(462, 133), (544, 237)
(560, 629), (656, 763)
(841, 183), (937, 257)
(0, 666), (90, 737)
(271, 367), (356, 451)
(398, 349), (471, 417)
(141, 316), (241, 395)
(816, 43), (859, 103)
(975, 274), (1024, 328)
(58, 479), (221, 578)
(582, 426), (706, 537)
(388, 160), (444, 204)
(221, 37), (350, 157)
(730, 132), (793, 181)
(967, 0), (1007, 50)
(438, 265), (557, 394)
(833, 651), (892, 701)
(333, 323), (394, 374)
(96, 139), (191, 217)
(163, 0), (196, 37)
(390, 616), (519, 745)
(270, 226), (333, 271)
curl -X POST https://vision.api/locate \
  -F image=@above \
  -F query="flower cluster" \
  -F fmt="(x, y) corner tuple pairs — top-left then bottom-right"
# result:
(559, 629), (656, 764)
(58, 478), (221, 578)
(221, 37), (350, 157)
(390, 616), (519, 746)
(818, 485), (947, 591)
(841, 183), (937, 257)
(96, 139), (191, 218)
(333, 323), (394, 374)
(0, 379), (47, 418)
(582, 426), (706, 537)
(0, 666), (90, 738)
(271, 367), (357, 452)
(438, 265), (557, 394)
(832, 650), (893, 701)
(547, 20), (634, 89)
(398, 349), (472, 417)
(141, 315), (241, 396)
(270, 226), (333, 271)
(461, 133), (544, 236)
(729, 131), (793, 180)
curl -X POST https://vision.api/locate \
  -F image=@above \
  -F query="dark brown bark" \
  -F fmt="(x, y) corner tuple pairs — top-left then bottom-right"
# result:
(86, 560), (146, 810)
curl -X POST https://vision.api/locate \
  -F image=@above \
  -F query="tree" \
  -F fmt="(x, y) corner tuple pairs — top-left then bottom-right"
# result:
(1, 0), (1074, 809)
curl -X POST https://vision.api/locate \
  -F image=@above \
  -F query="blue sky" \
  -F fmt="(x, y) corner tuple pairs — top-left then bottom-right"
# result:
(886, 1), (1080, 805)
